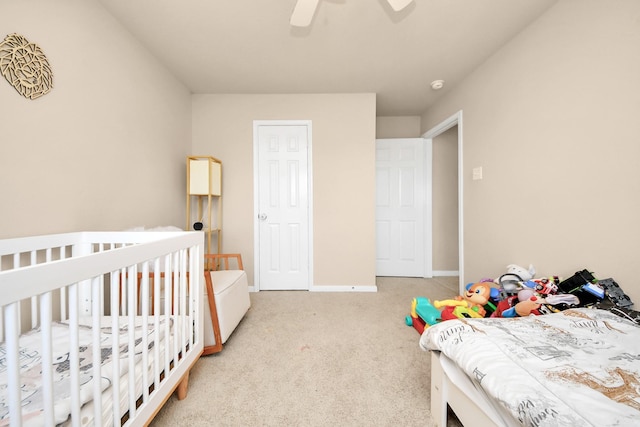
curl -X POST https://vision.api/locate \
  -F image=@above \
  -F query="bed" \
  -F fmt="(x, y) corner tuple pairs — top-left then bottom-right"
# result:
(420, 308), (640, 427)
(0, 231), (204, 427)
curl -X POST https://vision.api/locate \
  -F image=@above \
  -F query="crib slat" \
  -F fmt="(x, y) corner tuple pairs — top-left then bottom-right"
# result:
(163, 254), (171, 377)
(30, 251), (38, 329)
(171, 255), (178, 362)
(98, 244), (105, 316)
(152, 258), (161, 393)
(60, 248), (67, 321)
(110, 271), (121, 427)
(12, 254), (22, 341)
(69, 283), (81, 426)
(40, 249), (55, 427)
(40, 292), (55, 427)
(140, 261), (150, 405)
(4, 302), (22, 427)
(188, 247), (196, 348)
(180, 249), (188, 357)
(91, 276), (103, 426)
(127, 264), (137, 419)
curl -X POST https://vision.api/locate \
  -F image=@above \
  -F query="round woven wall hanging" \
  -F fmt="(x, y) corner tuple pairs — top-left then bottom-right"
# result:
(0, 33), (53, 100)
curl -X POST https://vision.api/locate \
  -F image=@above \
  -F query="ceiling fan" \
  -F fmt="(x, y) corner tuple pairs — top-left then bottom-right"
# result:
(290, 0), (414, 27)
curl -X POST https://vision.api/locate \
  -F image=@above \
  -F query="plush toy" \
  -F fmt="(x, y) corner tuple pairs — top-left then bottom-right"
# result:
(494, 286), (581, 318)
(506, 264), (536, 281)
(514, 296), (544, 316)
(435, 282), (498, 318)
(500, 289), (542, 317)
(495, 264), (537, 298)
(492, 295), (518, 317)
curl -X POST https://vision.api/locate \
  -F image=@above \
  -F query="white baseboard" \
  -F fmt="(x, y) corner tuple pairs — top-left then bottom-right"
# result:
(310, 285), (378, 292)
(249, 285), (378, 292)
(432, 270), (459, 277)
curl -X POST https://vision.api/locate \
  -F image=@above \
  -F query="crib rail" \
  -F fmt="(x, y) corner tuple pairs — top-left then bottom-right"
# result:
(0, 231), (204, 427)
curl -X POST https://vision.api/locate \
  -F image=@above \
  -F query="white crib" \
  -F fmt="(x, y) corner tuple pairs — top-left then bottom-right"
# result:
(0, 231), (204, 427)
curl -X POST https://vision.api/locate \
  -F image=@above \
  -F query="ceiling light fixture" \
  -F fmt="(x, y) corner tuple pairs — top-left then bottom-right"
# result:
(290, 0), (414, 27)
(290, 0), (319, 27)
(387, 0), (414, 12)
(431, 80), (445, 90)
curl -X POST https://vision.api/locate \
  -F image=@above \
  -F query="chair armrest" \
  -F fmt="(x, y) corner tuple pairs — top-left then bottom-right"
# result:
(204, 253), (244, 271)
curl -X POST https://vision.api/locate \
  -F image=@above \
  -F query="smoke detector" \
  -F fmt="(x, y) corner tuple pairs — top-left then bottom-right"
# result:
(430, 80), (445, 90)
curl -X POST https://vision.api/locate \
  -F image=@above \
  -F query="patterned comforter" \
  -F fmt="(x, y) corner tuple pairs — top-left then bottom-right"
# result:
(420, 308), (640, 427)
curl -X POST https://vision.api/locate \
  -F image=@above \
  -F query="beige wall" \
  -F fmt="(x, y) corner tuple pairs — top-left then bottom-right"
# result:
(375, 116), (422, 138)
(422, 0), (640, 303)
(432, 127), (459, 273)
(192, 94), (377, 288)
(0, 0), (191, 239)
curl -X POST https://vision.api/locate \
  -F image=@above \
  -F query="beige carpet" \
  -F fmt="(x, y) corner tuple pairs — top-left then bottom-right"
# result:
(150, 276), (462, 427)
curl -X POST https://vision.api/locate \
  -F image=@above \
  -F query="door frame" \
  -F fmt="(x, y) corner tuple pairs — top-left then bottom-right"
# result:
(422, 110), (464, 296)
(252, 120), (314, 292)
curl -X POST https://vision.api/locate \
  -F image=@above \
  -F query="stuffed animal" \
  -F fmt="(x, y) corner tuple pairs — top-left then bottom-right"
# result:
(514, 296), (543, 316)
(506, 264), (536, 281)
(435, 282), (497, 318)
(499, 289), (542, 317)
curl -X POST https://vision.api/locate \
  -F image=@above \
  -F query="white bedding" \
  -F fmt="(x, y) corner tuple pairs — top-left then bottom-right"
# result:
(0, 316), (184, 426)
(420, 308), (640, 427)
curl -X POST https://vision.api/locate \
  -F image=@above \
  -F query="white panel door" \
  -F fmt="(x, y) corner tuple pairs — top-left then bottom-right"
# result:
(376, 138), (425, 277)
(256, 124), (310, 290)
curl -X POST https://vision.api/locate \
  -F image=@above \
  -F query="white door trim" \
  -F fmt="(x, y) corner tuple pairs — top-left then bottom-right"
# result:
(252, 120), (314, 292)
(424, 138), (433, 278)
(422, 110), (464, 296)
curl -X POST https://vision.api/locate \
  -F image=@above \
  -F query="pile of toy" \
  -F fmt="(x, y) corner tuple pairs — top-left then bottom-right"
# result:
(406, 264), (638, 334)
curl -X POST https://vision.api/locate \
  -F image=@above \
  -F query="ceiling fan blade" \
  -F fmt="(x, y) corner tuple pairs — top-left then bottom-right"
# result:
(387, 0), (413, 12)
(290, 0), (320, 27)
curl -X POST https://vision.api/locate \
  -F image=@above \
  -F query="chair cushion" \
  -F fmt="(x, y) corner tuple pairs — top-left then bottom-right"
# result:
(206, 270), (245, 295)
(204, 269), (250, 345)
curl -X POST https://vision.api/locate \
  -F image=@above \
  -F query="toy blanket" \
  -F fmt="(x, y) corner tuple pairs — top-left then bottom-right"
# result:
(420, 308), (640, 426)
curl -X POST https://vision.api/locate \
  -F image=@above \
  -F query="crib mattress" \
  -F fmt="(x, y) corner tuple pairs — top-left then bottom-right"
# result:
(0, 315), (186, 426)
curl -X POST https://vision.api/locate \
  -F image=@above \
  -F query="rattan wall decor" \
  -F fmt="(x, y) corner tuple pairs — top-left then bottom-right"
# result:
(0, 33), (53, 100)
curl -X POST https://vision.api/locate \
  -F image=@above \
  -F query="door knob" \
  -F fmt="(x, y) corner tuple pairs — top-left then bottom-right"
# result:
(259, 213), (268, 221)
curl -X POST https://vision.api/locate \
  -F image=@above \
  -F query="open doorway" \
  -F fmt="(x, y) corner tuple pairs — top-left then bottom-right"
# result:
(422, 111), (464, 295)
(431, 127), (458, 276)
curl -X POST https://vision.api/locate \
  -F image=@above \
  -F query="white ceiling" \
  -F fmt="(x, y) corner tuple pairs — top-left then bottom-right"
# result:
(97, 0), (558, 116)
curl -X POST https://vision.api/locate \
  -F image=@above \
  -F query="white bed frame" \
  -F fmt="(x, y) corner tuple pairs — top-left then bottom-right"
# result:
(430, 351), (512, 427)
(0, 231), (204, 427)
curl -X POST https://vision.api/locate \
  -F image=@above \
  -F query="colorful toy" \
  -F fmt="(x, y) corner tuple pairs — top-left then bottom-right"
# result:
(496, 270), (539, 299)
(496, 288), (580, 317)
(451, 305), (484, 319)
(505, 296), (543, 317)
(405, 297), (441, 334)
(435, 282), (499, 319)
(433, 299), (468, 309)
(533, 276), (560, 295)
